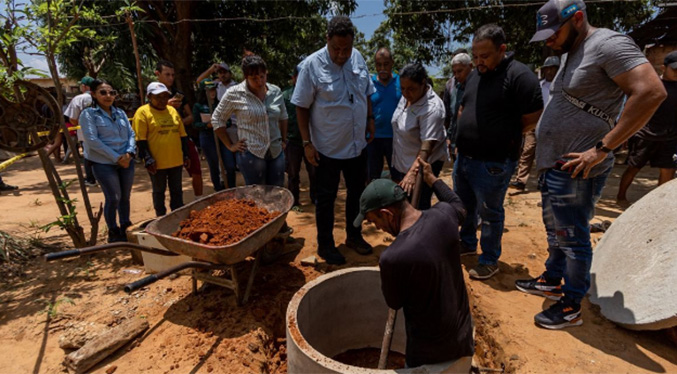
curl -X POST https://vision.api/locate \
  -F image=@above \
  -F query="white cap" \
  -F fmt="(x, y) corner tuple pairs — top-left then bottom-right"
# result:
(146, 82), (171, 96)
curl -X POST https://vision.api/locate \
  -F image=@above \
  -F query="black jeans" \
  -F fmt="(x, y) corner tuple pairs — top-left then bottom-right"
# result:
(315, 150), (367, 248)
(149, 166), (183, 216)
(366, 137), (393, 181)
(285, 142), (316, 206)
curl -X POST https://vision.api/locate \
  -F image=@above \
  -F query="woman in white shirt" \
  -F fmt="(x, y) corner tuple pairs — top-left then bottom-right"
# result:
(212, 55), (288, 186)
(391, 62), (448, 209)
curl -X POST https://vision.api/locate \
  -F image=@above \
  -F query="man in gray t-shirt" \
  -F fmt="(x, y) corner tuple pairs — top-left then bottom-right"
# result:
(515, 0), (666, 330)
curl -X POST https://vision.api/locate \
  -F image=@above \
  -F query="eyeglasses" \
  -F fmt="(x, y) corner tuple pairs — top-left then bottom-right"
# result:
(98, 90), (117, 96)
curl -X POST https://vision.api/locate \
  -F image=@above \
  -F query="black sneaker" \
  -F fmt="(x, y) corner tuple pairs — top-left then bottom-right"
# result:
(468, 264), (499, 280)
(0, 183), (18, 191)
(459, 242), (477, 256)
(534, 299), (583, 329)
(515, 274), (563, 300)
(509, 181), (526, 191)
(345, 236), (373, 255)
(318, 246), (346, 265)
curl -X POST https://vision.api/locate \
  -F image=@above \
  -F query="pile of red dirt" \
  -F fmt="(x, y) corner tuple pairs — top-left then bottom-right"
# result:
(173, 199), (280, 245)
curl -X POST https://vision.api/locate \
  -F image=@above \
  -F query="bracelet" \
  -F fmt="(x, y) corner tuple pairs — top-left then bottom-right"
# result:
(302, 140), (312, 148)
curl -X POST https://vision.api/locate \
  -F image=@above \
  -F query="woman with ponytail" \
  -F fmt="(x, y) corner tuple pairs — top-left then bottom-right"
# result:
(79, 80), (136, 243)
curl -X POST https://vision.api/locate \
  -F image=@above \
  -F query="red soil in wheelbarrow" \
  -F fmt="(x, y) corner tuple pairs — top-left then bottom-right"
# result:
(173, 199), (280, 245)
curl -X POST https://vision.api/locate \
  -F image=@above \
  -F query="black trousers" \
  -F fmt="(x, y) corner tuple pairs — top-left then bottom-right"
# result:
(315, 150), (367, 248)
(149, 166), (183, 216)
(285, 142), (317, 206)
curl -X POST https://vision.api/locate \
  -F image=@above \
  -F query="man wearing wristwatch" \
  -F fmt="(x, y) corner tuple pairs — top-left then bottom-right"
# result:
(515, 0), (666, 330)
(291, 16), (376, 265)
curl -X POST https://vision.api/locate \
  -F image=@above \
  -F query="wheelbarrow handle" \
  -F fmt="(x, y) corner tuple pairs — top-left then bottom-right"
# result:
(124, 260), (215, 294)
(43, 242), (179, 263)
(45, 249), (81, 262)
(124, 274), (159, 293)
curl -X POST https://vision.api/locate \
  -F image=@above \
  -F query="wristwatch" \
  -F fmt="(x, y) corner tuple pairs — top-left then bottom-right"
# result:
(302, 140), (312, 148)
(595, 141), (612, 153)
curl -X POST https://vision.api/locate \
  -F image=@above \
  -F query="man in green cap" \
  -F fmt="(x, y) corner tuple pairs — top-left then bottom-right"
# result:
(354, 158), (473, 370)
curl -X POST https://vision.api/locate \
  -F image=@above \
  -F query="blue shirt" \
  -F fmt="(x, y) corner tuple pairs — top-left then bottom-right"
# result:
(291, 46), (376, 159)
(370, 73), (401, 139)
(80, 106), (136, 165)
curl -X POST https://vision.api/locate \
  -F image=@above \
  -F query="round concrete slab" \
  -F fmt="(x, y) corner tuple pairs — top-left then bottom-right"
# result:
(589, 179), (677, 331)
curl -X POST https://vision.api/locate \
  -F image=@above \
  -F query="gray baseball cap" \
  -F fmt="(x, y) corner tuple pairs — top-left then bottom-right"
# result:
(530, 0), (586, 43)
(543, 56), (561, 68)
(664, 51), (677, 69)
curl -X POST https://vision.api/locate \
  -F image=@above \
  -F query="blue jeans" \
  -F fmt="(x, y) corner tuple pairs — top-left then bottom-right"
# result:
(366, 137), (393, 181)
(539, 167), (610, 304)
(453, 154), (516, 265)
(236, 149), (285, 187)
(200, 130), (236, 190)
(91, 162), (135, 231)
(149, 166), (183, 216)
(285, 142), (316, 206)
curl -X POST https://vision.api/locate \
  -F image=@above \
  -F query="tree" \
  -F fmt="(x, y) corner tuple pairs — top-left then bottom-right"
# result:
(384, 0), (656, 69)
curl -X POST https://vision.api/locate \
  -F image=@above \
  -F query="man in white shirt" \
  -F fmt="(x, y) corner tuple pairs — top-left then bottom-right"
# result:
(292, 16), (376, 265)
(63, 76), (97, 186)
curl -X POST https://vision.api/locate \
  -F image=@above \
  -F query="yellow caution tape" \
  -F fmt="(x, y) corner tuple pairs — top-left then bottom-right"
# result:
(36, 125), (81, 137)
(0, 153), (28, 172)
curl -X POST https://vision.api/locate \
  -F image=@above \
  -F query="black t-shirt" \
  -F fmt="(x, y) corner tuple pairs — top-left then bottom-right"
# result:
(457, 52), (543, 161)
(636, 80), (677, 141)
(379, 180), (474, 368)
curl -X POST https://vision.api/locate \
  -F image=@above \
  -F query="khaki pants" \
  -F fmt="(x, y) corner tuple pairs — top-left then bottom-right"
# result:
(515, 130), (536, 185)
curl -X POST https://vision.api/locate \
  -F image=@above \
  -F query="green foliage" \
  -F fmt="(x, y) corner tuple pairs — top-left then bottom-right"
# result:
(38, 297), (75, 318)
(384, 0), (656, 69)
(40, 180), (78, 233)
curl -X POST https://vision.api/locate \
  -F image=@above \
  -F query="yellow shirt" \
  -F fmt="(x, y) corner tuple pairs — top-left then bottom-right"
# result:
(133, 104), (187, 170)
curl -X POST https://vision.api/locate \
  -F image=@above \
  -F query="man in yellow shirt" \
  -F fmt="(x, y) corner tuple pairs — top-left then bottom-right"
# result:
(134, 82), (190, 216)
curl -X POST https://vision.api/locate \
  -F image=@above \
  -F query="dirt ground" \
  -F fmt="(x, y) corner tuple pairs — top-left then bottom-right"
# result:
(0, 154), (675, 374)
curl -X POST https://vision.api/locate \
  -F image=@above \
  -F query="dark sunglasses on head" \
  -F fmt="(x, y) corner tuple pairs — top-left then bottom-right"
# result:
(98, 90), (117, 96)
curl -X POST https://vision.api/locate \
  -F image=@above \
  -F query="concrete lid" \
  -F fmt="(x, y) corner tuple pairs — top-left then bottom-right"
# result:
(589, 179), (677, 331)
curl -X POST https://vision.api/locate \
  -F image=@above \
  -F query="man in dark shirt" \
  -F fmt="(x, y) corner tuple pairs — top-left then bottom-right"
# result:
(354, 158), (474, 370)
(616, 51), (677, 202)
(455, 24), (543, 280)
(283, 65), (316, 208)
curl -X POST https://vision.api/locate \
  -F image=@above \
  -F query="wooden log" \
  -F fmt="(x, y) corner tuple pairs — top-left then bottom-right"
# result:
(64, 318), (149, 374)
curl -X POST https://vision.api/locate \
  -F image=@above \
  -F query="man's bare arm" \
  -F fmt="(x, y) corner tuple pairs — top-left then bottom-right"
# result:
(521, 109), (543, 133)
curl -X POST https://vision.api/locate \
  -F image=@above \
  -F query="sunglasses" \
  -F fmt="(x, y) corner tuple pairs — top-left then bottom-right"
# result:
(98, 90), (118, 96)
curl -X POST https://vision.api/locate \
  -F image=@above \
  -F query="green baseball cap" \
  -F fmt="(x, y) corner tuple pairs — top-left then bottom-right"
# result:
(199, 79), (217, 90)
(353, 179), (407, 228)
(79, 76), (95, 87)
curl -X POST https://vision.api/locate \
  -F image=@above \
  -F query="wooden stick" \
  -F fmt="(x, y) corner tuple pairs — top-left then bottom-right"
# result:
(64, 318), (149, 374)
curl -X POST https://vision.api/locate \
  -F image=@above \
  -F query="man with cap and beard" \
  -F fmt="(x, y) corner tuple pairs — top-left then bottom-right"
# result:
(355, 158), (473, 370)
(515, 0), (666, 329)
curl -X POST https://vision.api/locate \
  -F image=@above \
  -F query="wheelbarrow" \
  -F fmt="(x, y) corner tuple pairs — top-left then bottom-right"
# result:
(44, 185), (294, 305)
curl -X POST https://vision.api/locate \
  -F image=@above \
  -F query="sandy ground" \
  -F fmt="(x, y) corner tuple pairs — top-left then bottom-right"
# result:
(0, 154), (675, 374)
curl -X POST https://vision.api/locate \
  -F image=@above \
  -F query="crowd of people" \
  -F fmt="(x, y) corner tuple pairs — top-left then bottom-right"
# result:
(6, 0), (675, 369)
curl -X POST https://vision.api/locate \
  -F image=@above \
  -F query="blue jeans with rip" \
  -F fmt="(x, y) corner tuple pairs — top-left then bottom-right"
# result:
(453, 153), (516, 265)
(91, 162), (135, 231)
(539, 167), (610, 304)
(200, 130), (236, 190)
(236, 149), (285, 187)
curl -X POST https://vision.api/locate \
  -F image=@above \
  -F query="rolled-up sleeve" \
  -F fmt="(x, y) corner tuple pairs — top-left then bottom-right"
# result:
(291, 66), (315, 109)
(211, 90), (237, 130)
(80, 110), (121, 163)
(365, 77), (376, 96)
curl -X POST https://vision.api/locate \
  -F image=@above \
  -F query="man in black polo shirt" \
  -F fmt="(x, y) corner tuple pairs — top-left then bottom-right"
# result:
(455, 24), (543, 280)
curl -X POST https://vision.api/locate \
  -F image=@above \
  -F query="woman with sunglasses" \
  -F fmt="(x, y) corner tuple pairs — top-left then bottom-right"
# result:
(80, 80), (136, 243)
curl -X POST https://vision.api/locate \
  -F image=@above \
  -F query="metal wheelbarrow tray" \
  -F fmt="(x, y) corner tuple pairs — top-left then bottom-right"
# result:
(145, 185), (293, 265)
(45, 185), (294, 305)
